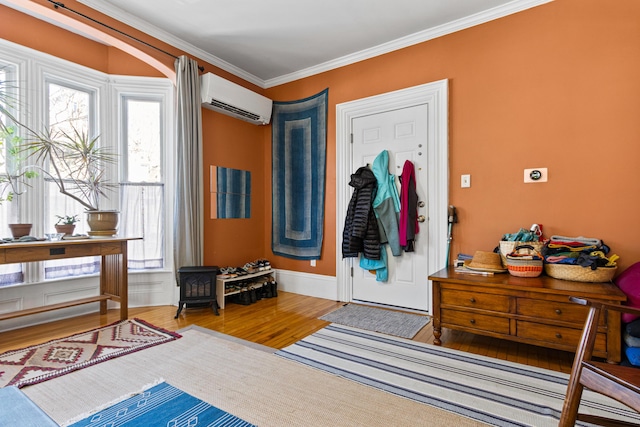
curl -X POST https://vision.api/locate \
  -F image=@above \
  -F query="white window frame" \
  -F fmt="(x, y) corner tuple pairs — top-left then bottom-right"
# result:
(112, 77), (175, 271)
(0, 39), (176, 329)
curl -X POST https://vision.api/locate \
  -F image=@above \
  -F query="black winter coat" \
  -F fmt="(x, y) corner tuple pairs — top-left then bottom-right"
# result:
(342, 167), (381, 260)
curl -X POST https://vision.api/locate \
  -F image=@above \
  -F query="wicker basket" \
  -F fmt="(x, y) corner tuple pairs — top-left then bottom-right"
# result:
(544, 264), (618, 283)
(499, 240), (546, 267)
(506, 245), (543, 277)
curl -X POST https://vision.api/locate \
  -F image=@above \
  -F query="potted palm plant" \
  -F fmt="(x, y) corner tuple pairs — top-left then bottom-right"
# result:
(1, 75), (118, 236)
(23, 127), (119, 236)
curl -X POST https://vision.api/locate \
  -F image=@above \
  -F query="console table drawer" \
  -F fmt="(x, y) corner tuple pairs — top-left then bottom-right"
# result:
(442, 309), (510, 334)
(517, 298), (602, 326)
(516, 321), (607, 352)
(4, 244), (103, 263)
(441, 289), (510, 312)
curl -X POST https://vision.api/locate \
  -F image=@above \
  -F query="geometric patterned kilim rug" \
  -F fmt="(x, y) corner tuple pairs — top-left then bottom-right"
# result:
(0, 319), (181, 389)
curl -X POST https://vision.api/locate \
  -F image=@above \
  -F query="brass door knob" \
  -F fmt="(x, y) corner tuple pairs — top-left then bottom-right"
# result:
(417, 215), (426, 223)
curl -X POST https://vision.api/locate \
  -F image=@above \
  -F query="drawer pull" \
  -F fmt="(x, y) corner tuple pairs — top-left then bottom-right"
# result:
(555, 333), (562, 339)
(555, 309), (562, 315)
(469, 319), (476, 324)
(469, 298), (476, 303)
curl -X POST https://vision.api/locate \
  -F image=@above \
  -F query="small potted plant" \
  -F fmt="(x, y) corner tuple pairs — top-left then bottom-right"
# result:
(55, 214), (79, 236)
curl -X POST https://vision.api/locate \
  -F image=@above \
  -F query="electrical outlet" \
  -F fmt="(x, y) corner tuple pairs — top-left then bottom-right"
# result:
(524, 168), (548, 183)
(461, 174), (471, 188)
(310, 259), (316, 267)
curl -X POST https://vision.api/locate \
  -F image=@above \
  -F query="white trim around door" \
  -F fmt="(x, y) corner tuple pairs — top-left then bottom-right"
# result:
(335, 79), (449, 314)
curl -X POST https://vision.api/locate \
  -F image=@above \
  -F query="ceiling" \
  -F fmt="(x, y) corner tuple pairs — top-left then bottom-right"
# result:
(74, 0), (552, 88)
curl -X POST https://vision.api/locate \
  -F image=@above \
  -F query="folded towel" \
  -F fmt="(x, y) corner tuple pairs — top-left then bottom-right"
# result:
(549, 235), (601, 246)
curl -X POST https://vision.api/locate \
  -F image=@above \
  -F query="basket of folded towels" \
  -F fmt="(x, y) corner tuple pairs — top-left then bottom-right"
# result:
(543, 235), (618, 282)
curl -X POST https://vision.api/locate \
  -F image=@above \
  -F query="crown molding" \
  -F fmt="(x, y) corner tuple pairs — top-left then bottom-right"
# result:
(264, 0), (553, 88)
(78, 0), (552, 89)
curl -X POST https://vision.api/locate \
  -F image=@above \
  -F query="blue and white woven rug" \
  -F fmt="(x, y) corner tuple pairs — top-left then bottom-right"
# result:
(271, 89), (328, 260)
(66, 381), (254, 427)
(276, 324), (640, 427)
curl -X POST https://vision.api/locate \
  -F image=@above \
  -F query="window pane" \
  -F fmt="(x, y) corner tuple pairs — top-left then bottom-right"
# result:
(46, 81), (93, 217)
(121, 97), (164, 270)
(48, 83), (90, 136)
(44, 81), (99, 279)
(126, 99), (161, 182)
(0, 66), (10, 175)
(0, 64), (20, 210)
(0, 63), (23, 286)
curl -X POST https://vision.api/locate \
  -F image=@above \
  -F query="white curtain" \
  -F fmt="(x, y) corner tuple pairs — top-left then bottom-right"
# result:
(173, 56), (204, 277)
(120, 183), (164, 269)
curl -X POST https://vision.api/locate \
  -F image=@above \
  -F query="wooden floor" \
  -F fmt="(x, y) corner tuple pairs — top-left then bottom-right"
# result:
(0, 291), (576, 373)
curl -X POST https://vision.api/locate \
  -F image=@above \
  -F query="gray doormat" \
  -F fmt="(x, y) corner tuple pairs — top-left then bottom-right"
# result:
(319, 304), (430, 339)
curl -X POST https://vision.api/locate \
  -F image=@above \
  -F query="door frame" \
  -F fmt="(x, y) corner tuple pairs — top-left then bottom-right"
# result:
(335, 79), (449, 313)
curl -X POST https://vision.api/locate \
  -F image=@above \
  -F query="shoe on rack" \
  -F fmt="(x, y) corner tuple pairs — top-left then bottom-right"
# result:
(243, 262), (259, 274)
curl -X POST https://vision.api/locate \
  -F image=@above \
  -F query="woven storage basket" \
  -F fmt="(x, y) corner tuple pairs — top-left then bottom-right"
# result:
(544, 264), (617, 283)
(506, 245), (543, 277)
(499, 240), (546, 267)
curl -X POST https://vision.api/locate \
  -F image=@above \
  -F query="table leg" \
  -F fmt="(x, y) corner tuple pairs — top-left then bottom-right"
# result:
(432, 280), (442, 345)
(100, 242), (128, 320)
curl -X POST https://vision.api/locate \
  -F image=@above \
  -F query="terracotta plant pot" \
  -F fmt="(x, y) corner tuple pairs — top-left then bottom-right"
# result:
(9, 223), (33, 239)
(55, 224), (76, 236)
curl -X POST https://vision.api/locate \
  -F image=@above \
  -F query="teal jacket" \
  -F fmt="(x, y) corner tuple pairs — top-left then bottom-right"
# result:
(360, 151), (401, 282)
(371, 151), (402, 256)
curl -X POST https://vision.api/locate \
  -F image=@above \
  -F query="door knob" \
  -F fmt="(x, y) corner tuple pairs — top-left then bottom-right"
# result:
(417, 215), (426, 223)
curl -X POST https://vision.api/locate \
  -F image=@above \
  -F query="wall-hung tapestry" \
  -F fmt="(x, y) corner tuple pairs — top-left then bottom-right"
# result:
(271, 88), (328, 260)
(210, 165), (251, 219)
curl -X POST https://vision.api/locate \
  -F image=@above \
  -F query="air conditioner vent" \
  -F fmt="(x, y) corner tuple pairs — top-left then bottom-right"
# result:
(208, 99), (261, 122)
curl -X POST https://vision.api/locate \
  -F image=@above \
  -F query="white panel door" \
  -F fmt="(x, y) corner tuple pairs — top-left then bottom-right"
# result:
(350, 104), (429, 311)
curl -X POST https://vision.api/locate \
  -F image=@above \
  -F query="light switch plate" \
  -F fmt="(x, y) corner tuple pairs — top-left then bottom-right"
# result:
(461, 174), (471, 188)
(524, 168), (548, 183)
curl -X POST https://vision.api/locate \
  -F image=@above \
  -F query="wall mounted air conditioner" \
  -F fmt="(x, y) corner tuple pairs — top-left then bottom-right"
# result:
(200, 73), (273, 125)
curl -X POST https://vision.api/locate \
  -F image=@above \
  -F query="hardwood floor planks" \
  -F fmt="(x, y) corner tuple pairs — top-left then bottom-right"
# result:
(0, 291), (575, 373)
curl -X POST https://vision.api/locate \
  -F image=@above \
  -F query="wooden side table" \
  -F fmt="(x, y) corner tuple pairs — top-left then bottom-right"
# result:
(0, 237), (138, 322)
(428, 267), (627, 363)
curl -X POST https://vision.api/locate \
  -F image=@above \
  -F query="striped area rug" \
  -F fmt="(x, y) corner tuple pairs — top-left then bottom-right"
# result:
(276, 324), (640, 427)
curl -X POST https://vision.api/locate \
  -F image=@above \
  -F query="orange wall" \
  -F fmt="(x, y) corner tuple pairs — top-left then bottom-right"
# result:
(4, 0), (640, 277)
(265, 0), (640, 276)
(202, 111), (267, 267)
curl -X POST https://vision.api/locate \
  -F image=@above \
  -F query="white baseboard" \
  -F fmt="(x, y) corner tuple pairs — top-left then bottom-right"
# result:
(275, 269), (339, 301)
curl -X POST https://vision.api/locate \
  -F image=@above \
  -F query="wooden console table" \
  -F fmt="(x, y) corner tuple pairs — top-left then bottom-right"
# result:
(0, 237), (138, 322)
(429, 267), (627, 363)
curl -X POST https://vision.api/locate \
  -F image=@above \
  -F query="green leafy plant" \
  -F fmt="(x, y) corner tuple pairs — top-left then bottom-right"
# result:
(55, 214), (79, 225)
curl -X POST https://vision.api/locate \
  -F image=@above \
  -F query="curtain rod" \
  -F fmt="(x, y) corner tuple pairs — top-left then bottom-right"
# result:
(47, 1), (204, 72)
